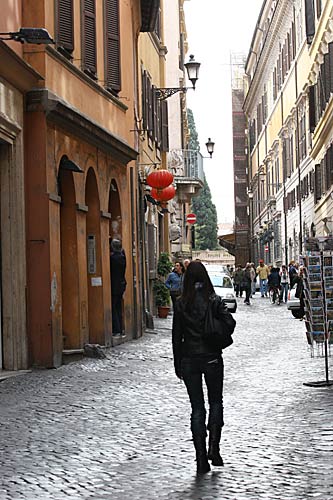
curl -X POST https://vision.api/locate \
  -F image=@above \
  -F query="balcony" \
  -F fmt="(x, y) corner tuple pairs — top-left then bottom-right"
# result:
(167, 149), (205, 202)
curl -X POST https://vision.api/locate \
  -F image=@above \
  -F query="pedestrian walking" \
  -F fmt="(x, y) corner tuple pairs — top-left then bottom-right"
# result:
(251, 262), (257, 295)
(279, 265), (289, 303)
(165, 261), (184, 310)
(183, 258), (191, 270)
(256, 259), (269, 297)
(242, 263), (253, 305)
(267, 266), (281, 303)
(110, 239), (127, 337)
(172, 261), (226, 474)
(294, 266), (305, 318)
(289, 260), (298, 288)
(233, 265), (243, 297)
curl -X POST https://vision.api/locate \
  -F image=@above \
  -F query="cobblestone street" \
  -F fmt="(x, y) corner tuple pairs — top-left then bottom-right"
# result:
(1, 297), (333, 500)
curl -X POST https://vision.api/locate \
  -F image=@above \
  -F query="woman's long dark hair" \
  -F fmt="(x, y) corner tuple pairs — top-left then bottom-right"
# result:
(181, 261), (214, 308)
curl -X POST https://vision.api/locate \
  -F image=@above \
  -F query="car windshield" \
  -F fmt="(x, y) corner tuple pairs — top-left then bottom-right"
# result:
(210, 275), (233, 288)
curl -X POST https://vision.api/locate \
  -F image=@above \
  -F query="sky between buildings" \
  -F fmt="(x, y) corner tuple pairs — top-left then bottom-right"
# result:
(184, 0), (265, 225)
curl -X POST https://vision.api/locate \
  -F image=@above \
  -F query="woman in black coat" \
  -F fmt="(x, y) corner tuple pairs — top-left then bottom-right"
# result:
(172, 261), (225, 474)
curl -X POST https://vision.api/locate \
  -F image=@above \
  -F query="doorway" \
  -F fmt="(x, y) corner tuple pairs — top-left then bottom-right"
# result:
(59, 165), (80, 349)
(85, 168), (104, 344)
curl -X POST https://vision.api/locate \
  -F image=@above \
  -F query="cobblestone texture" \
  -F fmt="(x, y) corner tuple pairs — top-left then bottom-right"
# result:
(1, 297), (333, 499)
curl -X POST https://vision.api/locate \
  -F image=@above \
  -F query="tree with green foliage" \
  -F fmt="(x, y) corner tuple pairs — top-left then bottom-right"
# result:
(187, 108), (218, 250)
(187, 108), (200, 151)
(192, 175), (218, 250)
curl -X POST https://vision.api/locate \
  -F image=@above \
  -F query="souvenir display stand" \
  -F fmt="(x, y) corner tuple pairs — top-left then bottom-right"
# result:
(301, 249), (333, 387)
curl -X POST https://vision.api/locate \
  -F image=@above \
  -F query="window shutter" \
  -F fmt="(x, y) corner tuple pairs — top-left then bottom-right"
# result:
(142, 70), (147, 130)
(148, 79), (153, 140)
(57, 0), (74, 53)
(156, 95), (161, 148)
(291, 21), (296, 59)
(308, 85), (316, 133)
(324, 52), (331, 102)
(105, 0), (121, 94)
(152, 85), (158, 143)
(305, 0), (316, 44)
(273, 68), (277, 100)
(160, 100), (169, 152)
(329, 43), (333, 94)
(82, 0), (97, 76)
(314, 163), (321, 203)
(179, 33), (184, 70)
(325, 150), (331, 191)
(330, 144), (333, 188)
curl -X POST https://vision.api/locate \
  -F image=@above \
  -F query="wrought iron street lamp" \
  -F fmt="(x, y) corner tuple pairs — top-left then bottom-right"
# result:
(155, 54), (201, 100)
(205, 138), (215, 158)
(0, 28), (54, 44)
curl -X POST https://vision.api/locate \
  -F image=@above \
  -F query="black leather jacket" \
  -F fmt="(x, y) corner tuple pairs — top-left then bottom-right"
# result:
(172, 290), (223, 376)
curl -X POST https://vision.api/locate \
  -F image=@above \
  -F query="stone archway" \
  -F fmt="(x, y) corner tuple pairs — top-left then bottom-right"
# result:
(59, 164), (80, 349)
(85, 168), (104, 344)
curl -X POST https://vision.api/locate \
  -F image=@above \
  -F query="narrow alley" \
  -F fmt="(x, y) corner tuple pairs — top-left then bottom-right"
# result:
(1, 298), (333, 500)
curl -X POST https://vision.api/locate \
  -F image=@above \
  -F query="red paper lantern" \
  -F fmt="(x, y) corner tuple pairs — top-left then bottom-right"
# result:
(146, 169), (173, 189)
(151, 185), (176, 202)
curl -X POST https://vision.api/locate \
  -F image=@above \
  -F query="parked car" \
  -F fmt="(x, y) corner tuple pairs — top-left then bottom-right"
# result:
(287, 283), (303, 318)
(207, 272), (237, 313)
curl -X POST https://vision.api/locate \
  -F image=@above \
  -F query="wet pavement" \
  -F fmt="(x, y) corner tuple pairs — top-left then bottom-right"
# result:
(1, 295), (333, 500)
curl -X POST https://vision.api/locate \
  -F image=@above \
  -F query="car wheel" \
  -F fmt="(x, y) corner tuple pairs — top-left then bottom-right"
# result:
(291, 309), (303, 319)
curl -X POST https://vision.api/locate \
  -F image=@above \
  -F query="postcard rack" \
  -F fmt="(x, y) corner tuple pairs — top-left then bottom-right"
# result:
(301, 251), (333, 387)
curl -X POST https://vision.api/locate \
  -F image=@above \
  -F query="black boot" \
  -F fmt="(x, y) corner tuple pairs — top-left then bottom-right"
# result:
(207, 426), (224, 466)
(193, 436), (210, 474)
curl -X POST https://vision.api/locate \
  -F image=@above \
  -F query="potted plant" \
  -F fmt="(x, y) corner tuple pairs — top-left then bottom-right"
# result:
(153, 252), (173, 318)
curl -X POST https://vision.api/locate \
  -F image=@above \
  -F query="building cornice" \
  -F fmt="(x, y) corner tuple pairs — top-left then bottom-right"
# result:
(0, 40), (42, 92)
(309, 5), (333, 85)
(26, 89), (138, 164)
(244, 0), (293, 114)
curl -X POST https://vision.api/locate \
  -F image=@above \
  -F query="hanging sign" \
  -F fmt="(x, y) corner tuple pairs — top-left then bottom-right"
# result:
(186, 213), (197, 224)
(264, 245), (269, 252)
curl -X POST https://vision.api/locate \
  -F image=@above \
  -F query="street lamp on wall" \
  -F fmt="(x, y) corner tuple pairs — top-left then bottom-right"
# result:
(155, 54), (201, 100)
(0, 28), (54, 44)
(205, 138), (215, 158)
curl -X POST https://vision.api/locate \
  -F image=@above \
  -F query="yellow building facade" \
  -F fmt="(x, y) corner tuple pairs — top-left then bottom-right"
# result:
(245, 0), (333, 265)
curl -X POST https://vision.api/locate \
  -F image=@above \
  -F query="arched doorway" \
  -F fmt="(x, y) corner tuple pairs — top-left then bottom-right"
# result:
(85, 168), (104, 344)
(108, 180), (125, 335)
(59, 163), (80, 349)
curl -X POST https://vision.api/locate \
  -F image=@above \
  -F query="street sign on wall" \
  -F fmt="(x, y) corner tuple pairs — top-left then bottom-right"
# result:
(186, 213), (197, 224)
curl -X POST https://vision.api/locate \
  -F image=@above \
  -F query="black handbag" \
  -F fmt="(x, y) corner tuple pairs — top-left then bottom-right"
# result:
(204, 295), (236, 350)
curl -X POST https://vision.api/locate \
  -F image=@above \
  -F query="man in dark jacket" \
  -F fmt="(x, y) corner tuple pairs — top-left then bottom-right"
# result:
(110, 239), (126, 337)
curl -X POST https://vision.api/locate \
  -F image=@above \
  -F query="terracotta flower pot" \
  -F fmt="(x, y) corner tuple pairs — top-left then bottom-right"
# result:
(157, 306), (170, 318)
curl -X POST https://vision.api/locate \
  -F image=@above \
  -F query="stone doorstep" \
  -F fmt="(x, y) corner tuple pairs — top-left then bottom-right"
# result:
(0, 370), (32, 382)
(62, 348), (85, 365)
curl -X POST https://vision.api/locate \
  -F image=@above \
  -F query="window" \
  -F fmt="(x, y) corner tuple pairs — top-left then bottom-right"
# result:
(154, 8), (161, 40)
(305, 0), (316, 44)
(56, 0), (74, 56)
(298, 108), (307, 161)
(105, 0), (121, 94)
(82, 0), (97, 77)
(141, 70), (169, 152)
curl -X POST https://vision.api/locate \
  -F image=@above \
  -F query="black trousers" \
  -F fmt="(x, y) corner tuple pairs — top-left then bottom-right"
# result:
(181, 355), (224, 438)
(112, 293), (124, 333)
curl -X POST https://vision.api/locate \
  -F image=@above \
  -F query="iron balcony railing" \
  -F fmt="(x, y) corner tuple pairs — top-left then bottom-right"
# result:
(167, 149), (205, 184)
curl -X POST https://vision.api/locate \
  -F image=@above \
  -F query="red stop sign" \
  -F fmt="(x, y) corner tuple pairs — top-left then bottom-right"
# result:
(186, 213), (197, 224)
